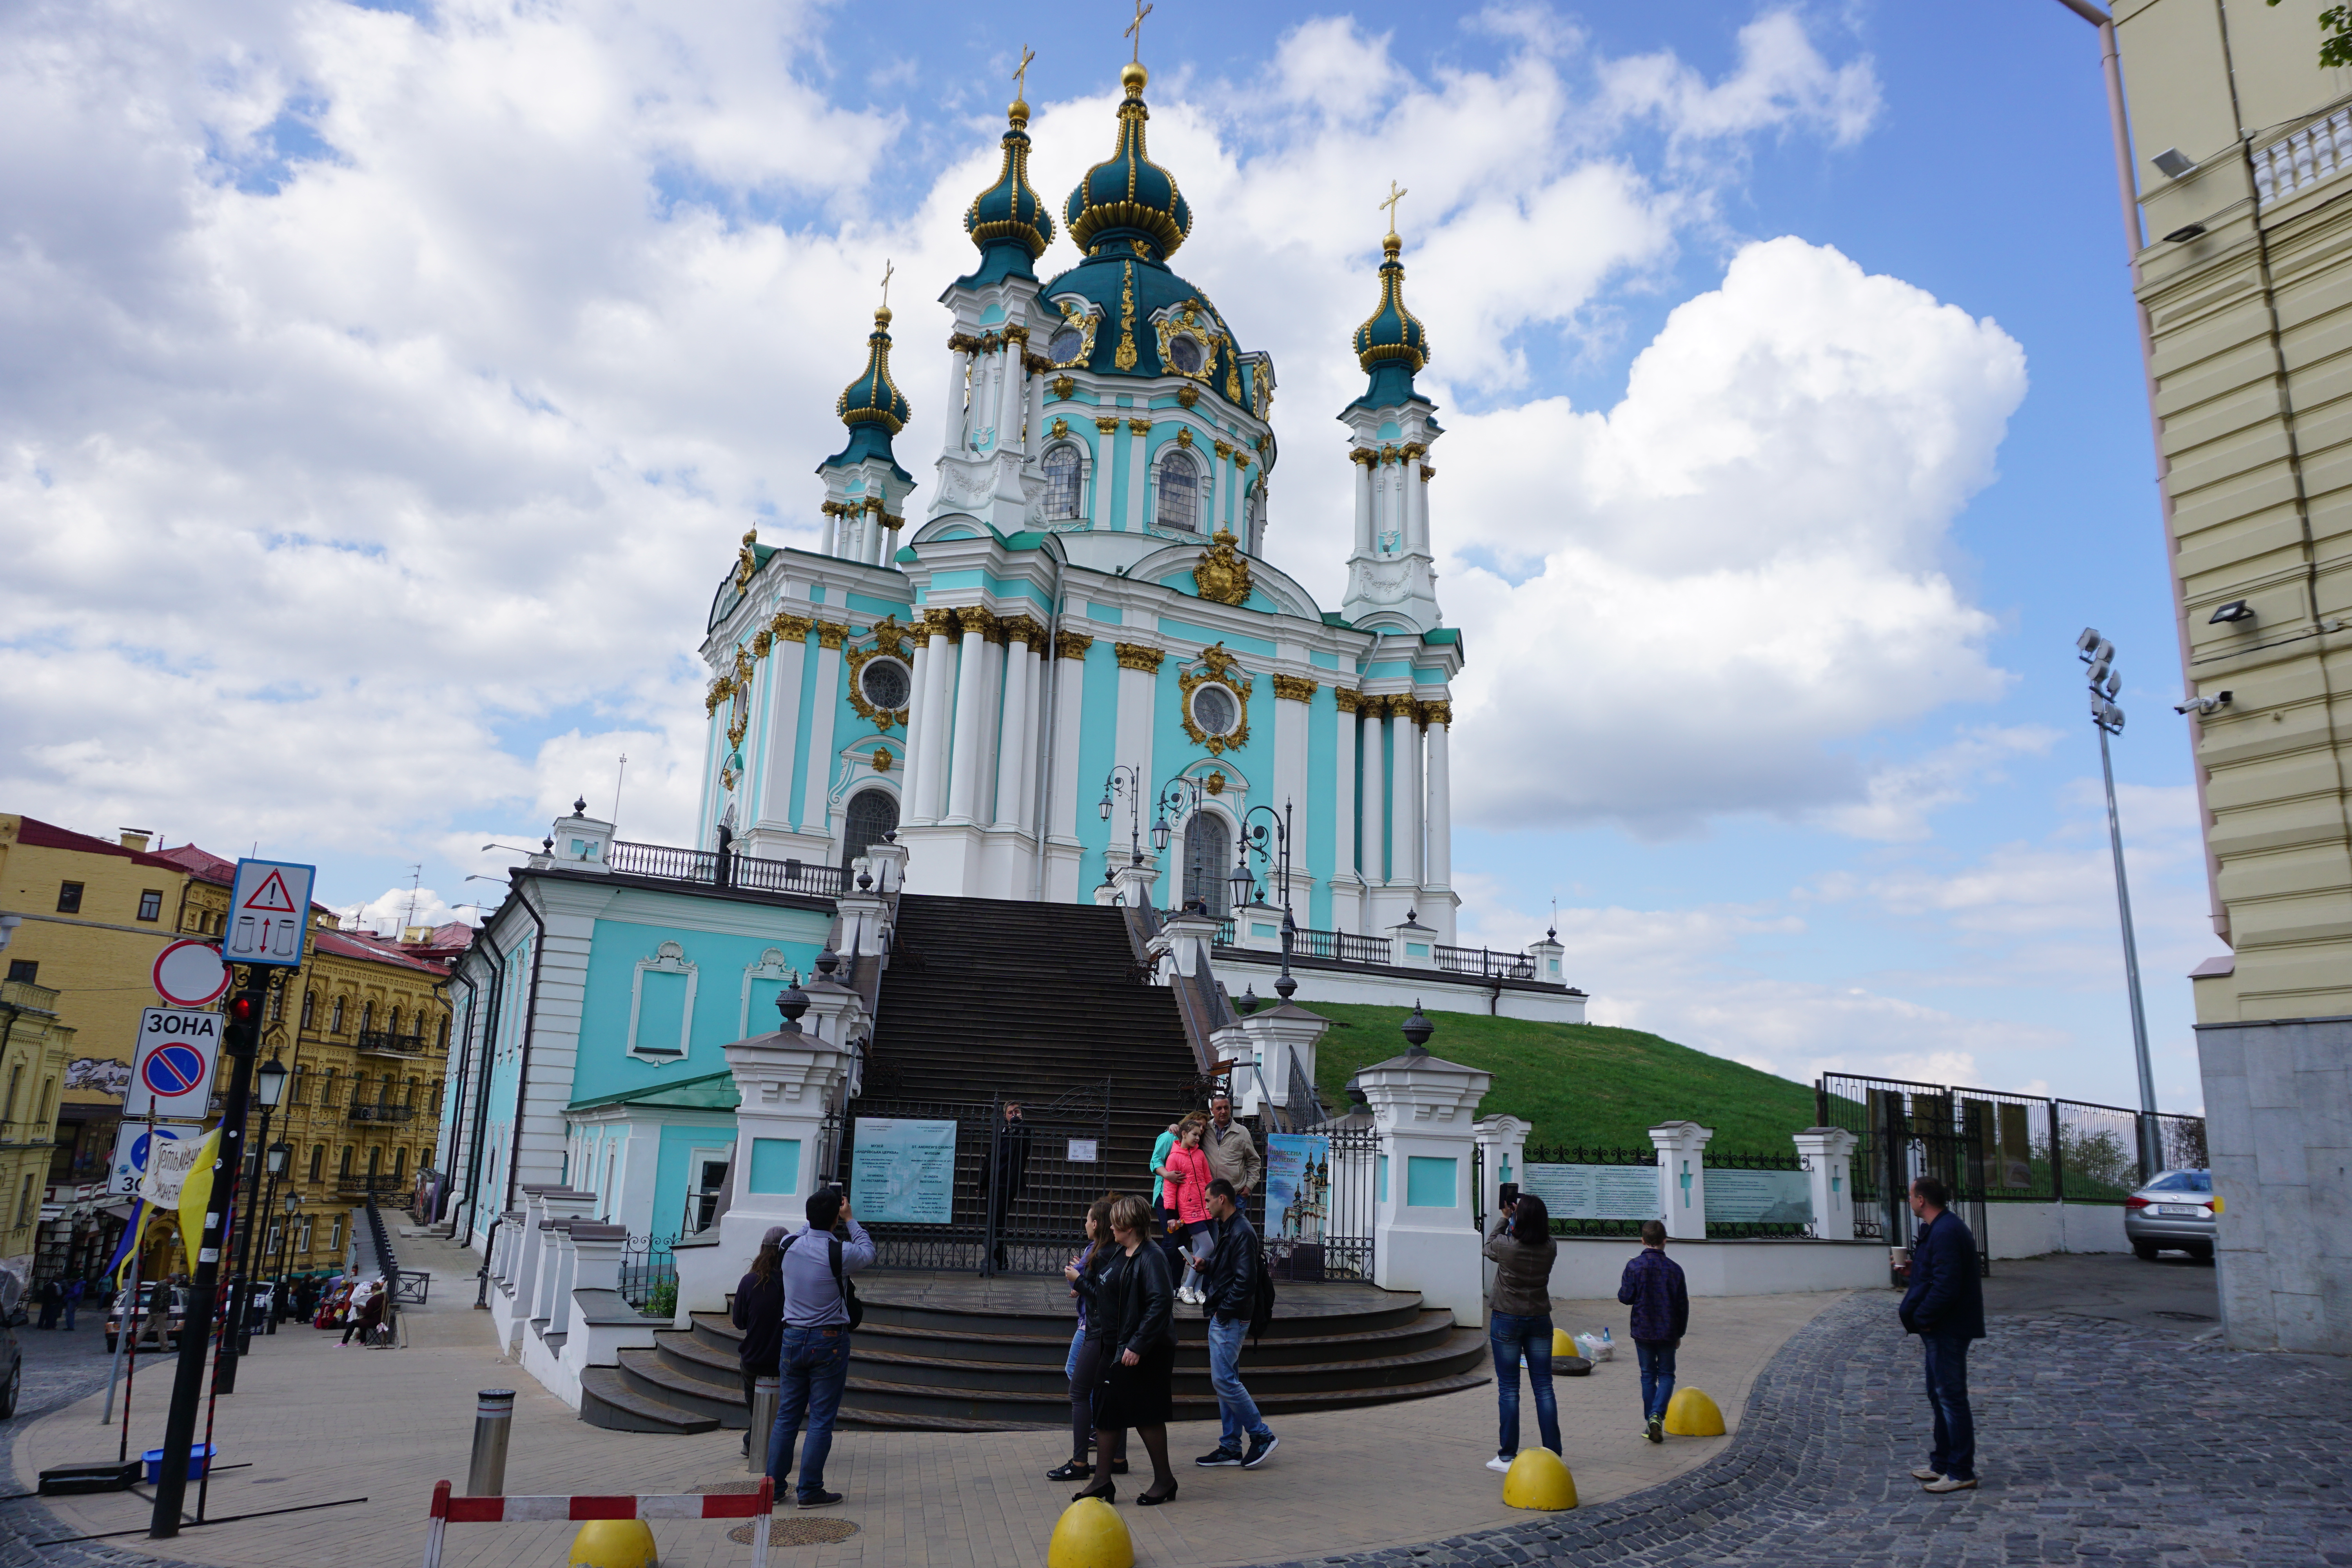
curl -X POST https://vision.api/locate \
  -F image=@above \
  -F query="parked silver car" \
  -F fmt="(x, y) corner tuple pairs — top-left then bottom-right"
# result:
(2125, 1169), (2215, 1260)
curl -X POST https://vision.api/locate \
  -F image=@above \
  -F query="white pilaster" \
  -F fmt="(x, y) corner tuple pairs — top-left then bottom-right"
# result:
(993, 634), (1032, 830)
(1359, 704), (1386, 885)
(799, 631), (840, 835)
(1793, 1127), (1860, 1241)
(1424, 714), (1451, 893)
(1332, 700), (1360, 926)
(1651, 1121), (1714, 1242)
(1046, 638), (1089, 900)
(1126, 420), (1150, 533)
(945, 624), (990, 824)
(1274, 682), (1309, 844)
(943, 348), (971, 454)
(914, 624), (956, 822)
(1114, 648), (1159, 897)
(1351, 453), (1374, 554)
(1390, 702), (1421, 890)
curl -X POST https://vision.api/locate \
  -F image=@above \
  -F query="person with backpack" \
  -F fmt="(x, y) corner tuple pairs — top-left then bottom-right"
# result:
(1190, 1178), (1279, 1470)
(731, 1227), (787, 1459)
(1617, 1219), (1690, 1444)
(768, 1187), (873, 1510)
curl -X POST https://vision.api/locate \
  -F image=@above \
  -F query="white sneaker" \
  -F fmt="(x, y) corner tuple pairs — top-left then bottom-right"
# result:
(1910, 1466), (1943, 1482)
(1484, 1455), (1512, 1474)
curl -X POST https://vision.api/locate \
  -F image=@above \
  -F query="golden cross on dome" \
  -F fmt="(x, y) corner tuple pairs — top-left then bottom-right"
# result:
(1012, 44), (1036, 98)
(879, 258), (894, 310)
(1379, 180), (1408, 236)
(1126, 0), (1152, 63)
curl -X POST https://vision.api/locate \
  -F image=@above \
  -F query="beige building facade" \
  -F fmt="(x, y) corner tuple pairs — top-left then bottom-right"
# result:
(2111, 0), (2352, 1352)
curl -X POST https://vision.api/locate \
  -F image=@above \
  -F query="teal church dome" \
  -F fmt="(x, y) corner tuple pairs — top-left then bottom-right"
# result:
(1352, 230), (1430, 407)
(962, 98), (1054, 281)
(825, 307), (912, 474)
(1065, 64), (1192, 261)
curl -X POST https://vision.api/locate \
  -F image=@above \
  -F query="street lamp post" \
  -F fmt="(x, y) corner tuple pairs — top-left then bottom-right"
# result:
(1098, 764), (1147, 880)
(1151, 777), (1209, 912)
(2077, 628), (2163, 1178)
(256, 1141), (290, 1335)
(218, 1051), (288, 1385)
(274, 1194), (304, 1327)
(1236, 800), (1299, 1001)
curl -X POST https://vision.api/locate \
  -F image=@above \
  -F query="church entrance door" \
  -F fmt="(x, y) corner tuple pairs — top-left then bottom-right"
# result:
(1181, 812), (1232, 918)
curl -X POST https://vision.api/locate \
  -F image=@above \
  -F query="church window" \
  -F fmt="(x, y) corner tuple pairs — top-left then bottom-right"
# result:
(1181, 813), (1235, 919)
(841, 788), (900, 873)
(1049, 326), (1085, 363)
(859, 657), (911, 711)
(1190, 683), (1239, 738)
(1156, 451), (1200, 532)
(1042, 445), (1082, 518)
(1169, 334), (1204, 374)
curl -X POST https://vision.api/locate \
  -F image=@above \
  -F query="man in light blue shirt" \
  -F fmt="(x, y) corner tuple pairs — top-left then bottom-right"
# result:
(768, 1187), (875, 1508)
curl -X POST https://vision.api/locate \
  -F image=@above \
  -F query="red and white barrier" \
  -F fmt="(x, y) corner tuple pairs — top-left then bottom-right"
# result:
(421, 1477), (774, 1566)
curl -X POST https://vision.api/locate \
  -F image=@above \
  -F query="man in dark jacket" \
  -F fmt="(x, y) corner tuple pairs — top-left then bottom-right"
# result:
(1617, 1220), (1690, 1443)
(1899, 1176), (1984, 1492)
(985, 1103), (1032, 1270)
(1191, 1179), (1278, 1470)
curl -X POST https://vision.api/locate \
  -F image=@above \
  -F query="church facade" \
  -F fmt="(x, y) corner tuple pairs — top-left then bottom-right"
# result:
(701, 60), (1463, 940)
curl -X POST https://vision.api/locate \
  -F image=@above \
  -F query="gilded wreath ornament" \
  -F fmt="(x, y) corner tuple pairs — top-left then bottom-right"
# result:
(1178, 642), (1252, 756)
(843, 616), (915, 733)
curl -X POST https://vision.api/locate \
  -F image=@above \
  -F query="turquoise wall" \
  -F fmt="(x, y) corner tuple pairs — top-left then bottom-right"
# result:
(572, 914), (828, 1106)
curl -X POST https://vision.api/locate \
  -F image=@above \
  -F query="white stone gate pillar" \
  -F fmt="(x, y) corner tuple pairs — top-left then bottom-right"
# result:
(1358, 1036), (1491, 1325)
(1793, 1126), (1860, 1241)
(1651, 1121), (1714, 1242)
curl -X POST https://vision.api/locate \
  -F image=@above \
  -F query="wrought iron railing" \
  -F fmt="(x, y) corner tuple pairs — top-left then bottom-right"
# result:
(1433, 944), (1536, 980)
(606, 839), (848, 898)
(347, 1100), (417, 1123)
(619, 1236), (677, 1315)
(356, 1029), (428, 1056)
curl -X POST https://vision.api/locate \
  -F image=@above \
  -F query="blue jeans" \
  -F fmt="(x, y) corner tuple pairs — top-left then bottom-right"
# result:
(1207, 1316), (1272, 1450)
(1488, 1311), (1560, 1459)
(1921, 1333), (1975, 1481)
(1635, 1340), (1678, 1421)
(768, 1326), (853, 1501)
(1065, 1325), (1083, 1383)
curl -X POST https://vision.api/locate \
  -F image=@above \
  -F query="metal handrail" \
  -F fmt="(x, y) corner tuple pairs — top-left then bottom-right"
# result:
(606, 839), (848, 898)
(347, 1101), (417, 1123)
(1433, 944), (1536, 980)
(356, 1030), (428, 1055)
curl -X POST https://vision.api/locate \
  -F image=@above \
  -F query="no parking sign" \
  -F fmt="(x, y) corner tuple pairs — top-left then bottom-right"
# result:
(125, 1007), (222, 1119)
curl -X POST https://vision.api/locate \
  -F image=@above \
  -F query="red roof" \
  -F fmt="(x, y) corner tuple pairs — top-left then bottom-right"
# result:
(152, 843), (236, 883)
(312, 925), (452, 977)
(11, 817), (191, 874)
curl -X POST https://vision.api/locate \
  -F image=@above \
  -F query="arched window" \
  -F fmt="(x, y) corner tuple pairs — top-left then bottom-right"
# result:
(330, 996), (345, 1034)
(394, 1147), (408, 1181)
(359, 1001), (373, 1035)
(367, 1146), (382, 1178)
(1181, 812), (1235, 918)
(1156, 450), (1200, 532)
(388, 1007), (401, 1037)
(841, 787), (900, 873)
(339, 1146), (354, 1178)
(268, 985), (284, 1021)
(1042, 445), (1083, 519)
(301, 991), (316, 1029)
(309, 1145), (324, 1181)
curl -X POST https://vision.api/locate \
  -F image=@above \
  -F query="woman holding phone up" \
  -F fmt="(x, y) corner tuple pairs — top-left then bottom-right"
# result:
(1483, 1190), (1562, 1474)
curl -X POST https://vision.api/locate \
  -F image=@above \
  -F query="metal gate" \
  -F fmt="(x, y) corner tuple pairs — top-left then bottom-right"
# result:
(828, 1080), (1112, 1276)
(1820, 1073), (1991, 1276)
(1266, 1119), (1377, 1283)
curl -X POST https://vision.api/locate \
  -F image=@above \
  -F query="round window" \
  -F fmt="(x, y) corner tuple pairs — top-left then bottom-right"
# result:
(1050, 326), (1085, 363)
(1169, 335), (1203, 374)
(860, 657), (911, 710)
(1191, 683), (1238, 737)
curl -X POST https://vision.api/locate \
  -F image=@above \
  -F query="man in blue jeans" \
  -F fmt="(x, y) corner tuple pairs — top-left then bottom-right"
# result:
(1190, 1179), (1278, 1470)
(1899, 1174), (1984, 1494)
(1617, 1219), (1689, 1443)
(768, 1187), (875, 1509)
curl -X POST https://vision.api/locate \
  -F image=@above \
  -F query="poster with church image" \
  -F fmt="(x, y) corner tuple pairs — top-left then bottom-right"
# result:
(1264, 1134), (1330, 1243)
(850, 1118), (959, 1225)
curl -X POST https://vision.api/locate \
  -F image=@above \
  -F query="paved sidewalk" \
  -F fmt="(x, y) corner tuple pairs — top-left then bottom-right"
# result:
(5, 1238), (1836, 1568)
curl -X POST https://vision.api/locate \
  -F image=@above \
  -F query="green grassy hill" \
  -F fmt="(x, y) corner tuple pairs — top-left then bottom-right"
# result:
(1293, 1003), (1818, 1153)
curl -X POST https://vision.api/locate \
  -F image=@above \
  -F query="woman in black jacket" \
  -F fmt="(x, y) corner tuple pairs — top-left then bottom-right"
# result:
(1074, 1193), (1180, 1506)
(730, 1227), (786, 1457)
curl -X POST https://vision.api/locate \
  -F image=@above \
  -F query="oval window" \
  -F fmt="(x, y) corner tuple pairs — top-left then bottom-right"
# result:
(1169, 335), (1203, 374)
(1191, 683), (1238, 737)
(860, 657), (910, 710)
(1050, 327), (1085, 363)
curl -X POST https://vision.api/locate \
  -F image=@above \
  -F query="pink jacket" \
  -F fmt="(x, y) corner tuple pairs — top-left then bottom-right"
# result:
(1163, 1143), (1212, 1226)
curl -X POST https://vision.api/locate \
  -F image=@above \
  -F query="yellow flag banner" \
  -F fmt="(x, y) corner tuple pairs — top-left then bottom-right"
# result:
(173, 1129), (222, 1269)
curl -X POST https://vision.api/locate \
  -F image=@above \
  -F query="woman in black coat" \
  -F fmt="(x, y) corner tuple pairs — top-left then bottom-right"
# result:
(1074, 1192), (1180, 1506)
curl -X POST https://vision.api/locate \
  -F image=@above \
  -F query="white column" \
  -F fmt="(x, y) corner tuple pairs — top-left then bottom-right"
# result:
(1114, 646), (1160, 897)
(996, 635), (1036, 830)
(1049, 637), (1089, 846)
(1793, 1127), (1860, 1242)
(1390, 699), (1420, 890)
(995, 343), (1024, 447)
(1359, 701), (1386, 884)
(1127, 420), (1150, 533)
(1274, 679), (1310, 902)
(822, 506), (840, 559)
(1352, 454), (1374, 555)
(945, 621), (991, 824)
(799, 630), (841, 834)
(1332, 697), (1359, 922)
(1025, 355), (1047, 455)
(1406, 455), (1430, 554)
(762, 627), (809, 828)
(1651, 1120), (1714, 1241)
(911, 622), (956, 823)
(865, 508), (886, 567)
(1424, 712), (1451, 891)
(942, 347), (970, 454)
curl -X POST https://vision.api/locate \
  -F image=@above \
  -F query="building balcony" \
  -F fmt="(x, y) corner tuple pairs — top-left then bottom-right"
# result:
(345, 1101), (417, 1125)
(356, 1030), (429, 1057)
(604, 839), (848, 898)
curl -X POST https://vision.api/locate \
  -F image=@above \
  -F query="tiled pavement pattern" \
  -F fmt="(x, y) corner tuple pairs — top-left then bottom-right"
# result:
(1254, 1293), (2352, 1568)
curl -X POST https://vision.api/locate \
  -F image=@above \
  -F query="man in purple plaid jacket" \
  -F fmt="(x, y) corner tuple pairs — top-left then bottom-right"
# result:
(1617, 1220), (1690, 1443)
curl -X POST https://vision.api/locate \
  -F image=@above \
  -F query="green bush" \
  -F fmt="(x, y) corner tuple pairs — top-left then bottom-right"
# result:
(644, 1281), (678, 1319)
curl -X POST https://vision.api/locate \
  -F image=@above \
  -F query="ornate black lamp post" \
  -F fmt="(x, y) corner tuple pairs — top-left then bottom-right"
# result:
(220, 1051), (289, 1378)
(1151, 777), (1210, 911)
(1098, 764), (1147, 870)
(1235, 800), (1298, 1000)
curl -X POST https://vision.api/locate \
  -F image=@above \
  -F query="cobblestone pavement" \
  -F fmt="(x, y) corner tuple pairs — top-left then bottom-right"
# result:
(0, 1322), (201, 1568)
(1259, 1293), (2352, 1568)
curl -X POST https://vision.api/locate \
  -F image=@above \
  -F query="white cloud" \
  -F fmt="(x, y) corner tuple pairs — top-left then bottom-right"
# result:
(1815, 725), (2064, 842)
(1598, 10), (1881, 151)
(334, 884), (460, 937)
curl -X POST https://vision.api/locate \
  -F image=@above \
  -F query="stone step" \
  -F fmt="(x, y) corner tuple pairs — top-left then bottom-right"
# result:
(615, 1347), (748, 1428)
(580, 1366), (720, 1434)
(848, 1328), (1486, 1397)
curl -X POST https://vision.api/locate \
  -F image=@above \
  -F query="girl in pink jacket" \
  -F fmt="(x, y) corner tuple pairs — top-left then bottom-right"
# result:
(1160, 1116), (1214, 1306)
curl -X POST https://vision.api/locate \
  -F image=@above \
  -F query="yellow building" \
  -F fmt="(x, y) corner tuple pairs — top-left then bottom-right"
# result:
(0, 978), (74, 1283)
(2109, 0), (2352, 1352)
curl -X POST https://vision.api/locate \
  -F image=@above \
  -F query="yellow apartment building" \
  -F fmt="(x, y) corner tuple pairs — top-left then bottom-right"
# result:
(0, 978), (74, 1283)
(2109, 0), (2352, 1352)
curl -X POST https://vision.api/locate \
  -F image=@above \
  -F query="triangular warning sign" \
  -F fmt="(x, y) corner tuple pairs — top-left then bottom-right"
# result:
(243, 869), (299, 913)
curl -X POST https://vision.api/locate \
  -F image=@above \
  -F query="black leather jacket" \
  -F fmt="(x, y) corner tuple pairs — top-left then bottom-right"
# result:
(1092, 1243), (1175, 1357)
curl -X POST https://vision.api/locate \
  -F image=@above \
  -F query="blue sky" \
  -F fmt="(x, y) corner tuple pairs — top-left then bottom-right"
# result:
(0, 1), (2215, 1110)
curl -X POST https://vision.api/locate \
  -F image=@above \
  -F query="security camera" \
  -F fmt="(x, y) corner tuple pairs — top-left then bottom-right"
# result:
(2174, 690), (2233, 717)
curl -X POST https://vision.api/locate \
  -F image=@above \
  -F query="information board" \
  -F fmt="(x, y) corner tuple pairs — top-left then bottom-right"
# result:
(1264, 1133), (1330, 1243)
(1522, 1162), (1664, 1222)
(849, 1118), (958, 1225)
(1703, 1168), (1813, 1225)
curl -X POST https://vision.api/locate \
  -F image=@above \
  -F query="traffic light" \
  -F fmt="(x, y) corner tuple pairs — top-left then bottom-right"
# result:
(223, 984), (262, 1054)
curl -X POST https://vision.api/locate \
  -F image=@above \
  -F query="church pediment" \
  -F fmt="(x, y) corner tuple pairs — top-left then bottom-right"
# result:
(1127, 541), (1319, 621)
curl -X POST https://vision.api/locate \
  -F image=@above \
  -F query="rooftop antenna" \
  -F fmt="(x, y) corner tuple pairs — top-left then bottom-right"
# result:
(402, 863), (423, 933)
(613, 753), (628, 822)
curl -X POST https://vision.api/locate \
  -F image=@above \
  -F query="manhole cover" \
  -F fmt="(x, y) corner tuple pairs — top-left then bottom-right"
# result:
(728, 1517), (860, 1546)
(2152, 1310), (2214, 1321)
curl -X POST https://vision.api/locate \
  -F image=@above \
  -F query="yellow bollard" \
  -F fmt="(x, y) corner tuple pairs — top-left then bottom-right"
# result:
(1663, 1386), (1726, 1436)
(1501, 1448), (1578, 1510)
(1046, 1496), (1135, 1568)
(1552, 1328), (1577, 1359)
(567, 1517), (658, 1568)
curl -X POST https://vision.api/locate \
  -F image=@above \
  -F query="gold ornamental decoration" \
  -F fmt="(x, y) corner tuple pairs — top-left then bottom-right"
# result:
(1178, 643), (1252, 756)
(1191, 527), (1252, 606)
(751, 628), (772, 658)
(871, 746), (894, 773)
(726, 646), (757, 750)
(1271, 674), (1319, 703)
(1055, 631), (1095, 661)
(1334, 688), (1363, 713)
(1114, 261), (1139, 372)
(770, 611), (815, 644)
(1205, 770), (1227, 795)
(1114, 642), (1165, 673)
(734, 528), (760, 590)
(843, 617), (915, 733)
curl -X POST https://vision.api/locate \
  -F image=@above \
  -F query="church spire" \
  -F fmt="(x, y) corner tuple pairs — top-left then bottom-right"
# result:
(1064, 58), (1192, 263)
(1351, 183), (1430, 410)
(828, 298), (912, 470)
(819, 274), (916, 565)
(962, 52), (1055, 285)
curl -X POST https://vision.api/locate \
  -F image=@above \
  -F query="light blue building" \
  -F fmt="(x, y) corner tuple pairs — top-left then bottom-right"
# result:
(436, 57), (1492, 1250)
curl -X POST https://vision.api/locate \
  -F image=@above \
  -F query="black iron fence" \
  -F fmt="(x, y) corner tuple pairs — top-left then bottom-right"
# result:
(1434, 944), (1537, 980)
(606, 839), (848, 898)
(356, 1029), (428, 1056)
(619, 1236), (677, 1315)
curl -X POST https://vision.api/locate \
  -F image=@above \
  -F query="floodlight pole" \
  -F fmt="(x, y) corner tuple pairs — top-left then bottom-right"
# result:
(2082, 633), (2162, 1179)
